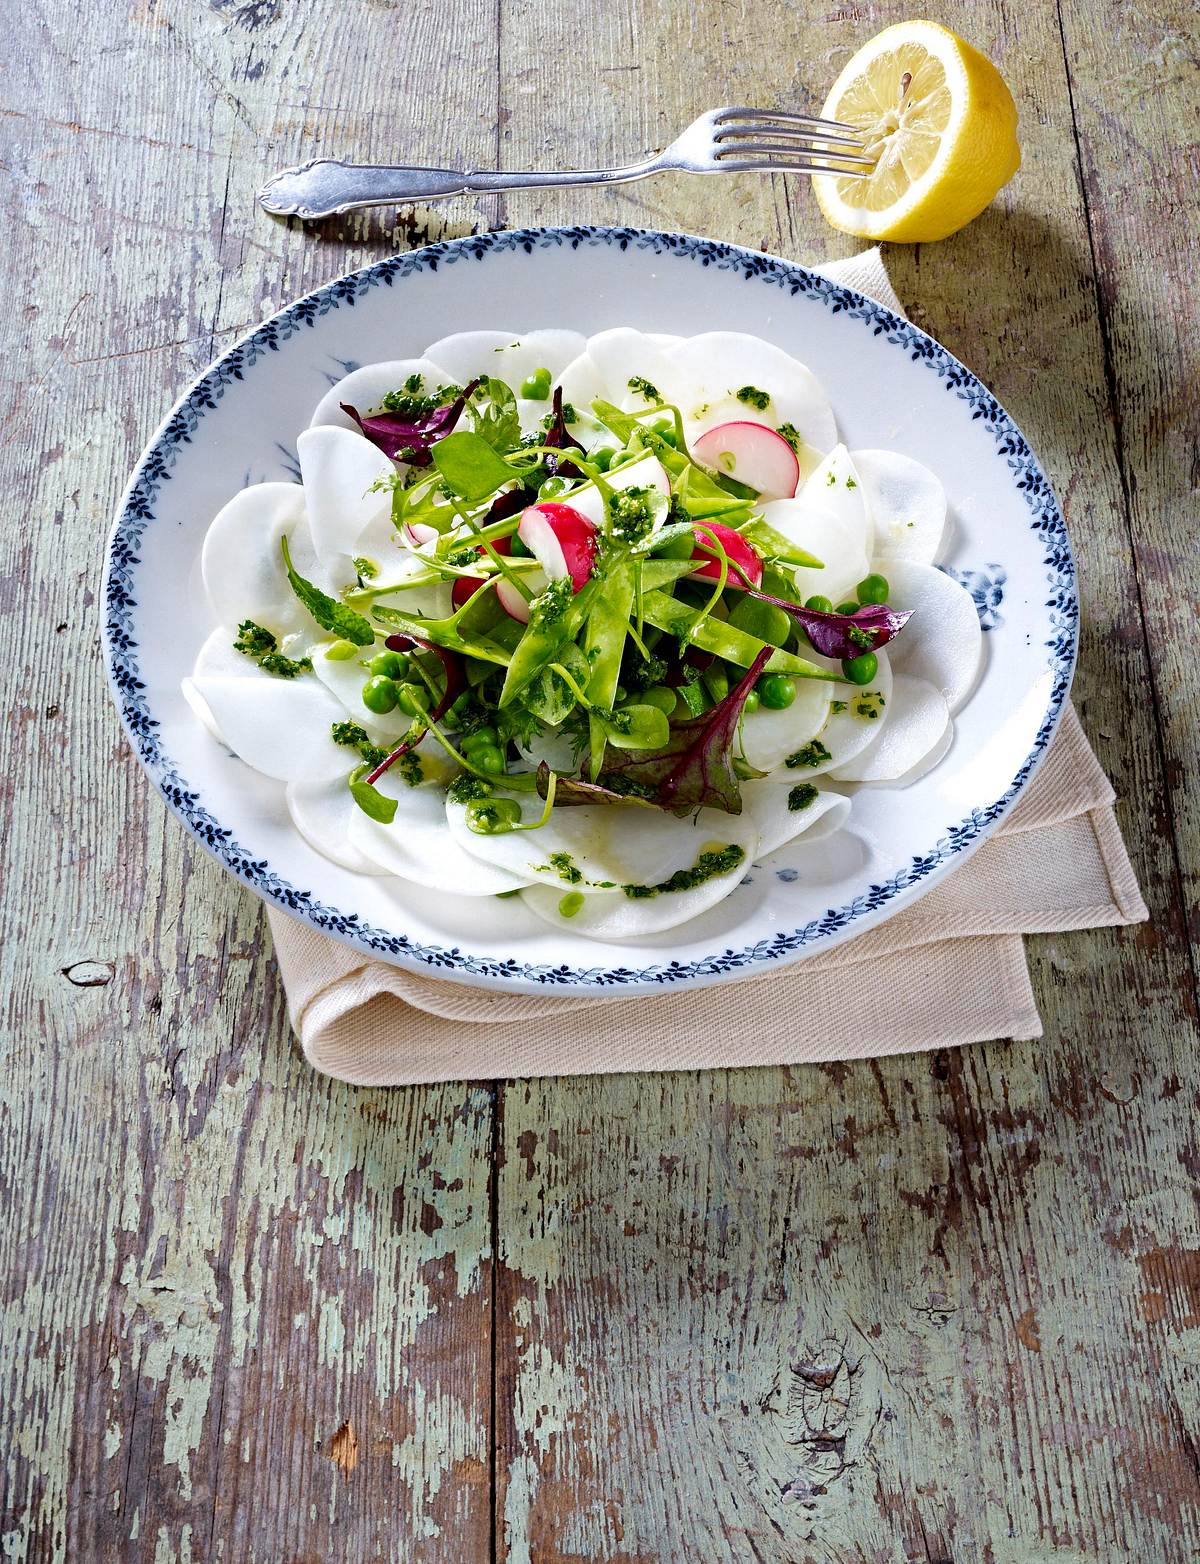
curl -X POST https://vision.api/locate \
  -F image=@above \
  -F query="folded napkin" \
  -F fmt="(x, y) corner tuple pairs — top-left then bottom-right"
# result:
(265, 251), (1146, 1086)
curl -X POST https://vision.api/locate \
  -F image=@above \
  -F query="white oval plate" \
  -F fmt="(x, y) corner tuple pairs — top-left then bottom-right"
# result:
(103, 228), (1076, 996)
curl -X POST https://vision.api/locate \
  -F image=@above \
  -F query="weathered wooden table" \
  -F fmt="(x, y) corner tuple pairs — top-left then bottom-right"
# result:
(3, 2), (1198, 1558)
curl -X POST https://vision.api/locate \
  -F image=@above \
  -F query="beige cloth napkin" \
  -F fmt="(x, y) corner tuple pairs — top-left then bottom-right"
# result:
(265, 251), (1147, 1086)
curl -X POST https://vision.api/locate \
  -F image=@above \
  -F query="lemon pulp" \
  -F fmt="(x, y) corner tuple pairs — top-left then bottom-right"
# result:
(814, 21), (1020, 243)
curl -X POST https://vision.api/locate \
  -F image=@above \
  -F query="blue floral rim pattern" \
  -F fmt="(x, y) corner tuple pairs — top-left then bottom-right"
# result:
(103, 226), (1077, 990)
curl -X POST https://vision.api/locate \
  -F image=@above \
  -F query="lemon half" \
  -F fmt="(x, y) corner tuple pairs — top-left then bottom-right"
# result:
(814, 20), (1020, 243)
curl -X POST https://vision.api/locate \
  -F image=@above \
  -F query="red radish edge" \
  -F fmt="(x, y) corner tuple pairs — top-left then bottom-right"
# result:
(451, 533), (512, 609)
(689, 522), (763, 588)
(404, 521), (439, 547)
(517, 502), (598, 591)
(693, 421), (800, 501)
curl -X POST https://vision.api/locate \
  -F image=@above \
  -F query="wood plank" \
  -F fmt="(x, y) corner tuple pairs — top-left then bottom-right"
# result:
(0, 2), (500, 1557)
(1054, 0), (1200, 993)
(492, 0), (1200, 1557)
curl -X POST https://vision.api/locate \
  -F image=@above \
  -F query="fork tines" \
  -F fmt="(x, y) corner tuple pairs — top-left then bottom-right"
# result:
(711, 106), (876, 177)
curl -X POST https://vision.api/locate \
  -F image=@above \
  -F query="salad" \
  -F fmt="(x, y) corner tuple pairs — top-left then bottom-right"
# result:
(184, 327), (981, 940)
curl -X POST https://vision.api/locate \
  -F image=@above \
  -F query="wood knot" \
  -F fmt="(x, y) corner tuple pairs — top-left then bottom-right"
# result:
(329, 1419), (358, 1479)
(62, 960), (115, 988)
(792, 1360), (840, 1390)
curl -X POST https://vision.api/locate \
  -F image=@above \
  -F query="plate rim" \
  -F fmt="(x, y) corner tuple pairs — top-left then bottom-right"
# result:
(102, 223), (1078, 996)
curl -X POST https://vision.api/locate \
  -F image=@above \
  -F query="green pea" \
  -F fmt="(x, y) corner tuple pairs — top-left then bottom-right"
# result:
(558, 891), (585, 918)
(757, 673), (797, 710)
(856, 573), (889, 605)
(324, 639), (358, 661)
(655, 530), (698, 560)
(742, 689), (760, 715)
(396, 682), (429, 717)
(841, 651), (879, 685)
(462, 725), (499, 752)
(640, 686), (677, 715)
(361, 675), (398, 715)
(510, 532), (532, 557)
(804, 595), (834, 614)
(615, 686), (628, 704)
(520, 368), (552, 400)
(834, 600), (860, 617)
(368, 649), (408, 680)
(649, 418), (677, 447)
(592, 446), (617, 472)
(727, 594), (791, 649)
(473, 743), (506, 775)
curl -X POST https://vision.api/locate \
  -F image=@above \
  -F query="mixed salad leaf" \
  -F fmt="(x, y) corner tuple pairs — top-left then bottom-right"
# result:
(260, 366), (915, 844)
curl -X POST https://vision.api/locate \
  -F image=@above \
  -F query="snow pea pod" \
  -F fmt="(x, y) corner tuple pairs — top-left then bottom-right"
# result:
(638, 591), (834, 680)
(636, 557), (697, 592)
(372, 606), (513, 668)
(584, 561), (635, 779)
(740, 518), (825, 570)
(498, 549), (626, 708)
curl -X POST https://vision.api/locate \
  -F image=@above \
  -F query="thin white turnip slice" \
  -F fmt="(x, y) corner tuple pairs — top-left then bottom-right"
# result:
(739, 680), (834, 773)
(755, 498), (869, 605)
(192, 624), (272, 683)
(830, 674), (950, 783)
(447, 788), (755, 899)
(423, 328), (587, 387)
(741, 779), (852, 857)
(287, 778), (389, 875)
(296, 425), (393, 577)
(517, 817), (758, 938)
(851, 449), (947, 564)
(309, 357), (447, 430)
(669, 331), (837, 468)
(799, 444), (869, 557)
(568, 328), (680, 412)
(188, 675), (349, 782)
(876, 559), (982, 712)
(349, 775), (535, 895)
(201, 481), (325, 635)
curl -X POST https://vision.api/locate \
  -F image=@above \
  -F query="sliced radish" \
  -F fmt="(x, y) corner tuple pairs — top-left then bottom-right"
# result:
(451, 573), (486, 610)
(403, 520), (439, 548)
(692, 421), (800, 501)
(517, 502), (598, 590)
(495, 570), (546, 624)
(564, 452), (671, 529)
(689, 521), (763, 587)
(450, 533), (513, 610)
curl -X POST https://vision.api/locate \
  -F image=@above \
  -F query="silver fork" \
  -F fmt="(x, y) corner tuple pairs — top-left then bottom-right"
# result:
(258, 106), (874, 221)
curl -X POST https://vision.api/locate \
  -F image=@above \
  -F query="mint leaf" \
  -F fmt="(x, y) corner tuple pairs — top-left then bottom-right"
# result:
(280, 536), (374, 646)
(431, 430), (520, 502)
(349, 767), (397, 823)
(471, 378), (521, 453)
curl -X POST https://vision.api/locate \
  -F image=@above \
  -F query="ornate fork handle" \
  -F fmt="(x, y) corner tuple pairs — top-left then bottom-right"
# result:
(259, 156), (661, 220)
